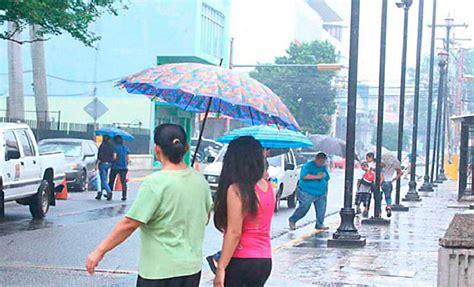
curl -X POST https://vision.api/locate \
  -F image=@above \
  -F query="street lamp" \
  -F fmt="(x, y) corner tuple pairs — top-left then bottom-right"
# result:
(403, 0), (424, 202)
(437, 48), (449, 182)
(327, 0), (366, 248)
(432, 51), (448, 182)
(419, 0), (437, 192)
(431, 50), (448, 185)
(392, 0), (412, 211)
(361, 0), (389, 225)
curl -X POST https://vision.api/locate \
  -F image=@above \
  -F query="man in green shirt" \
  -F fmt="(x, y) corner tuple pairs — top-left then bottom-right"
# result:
(86, 124), (213, 287)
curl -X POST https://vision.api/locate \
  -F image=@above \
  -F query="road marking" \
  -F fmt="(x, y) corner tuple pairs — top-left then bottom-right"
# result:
(0, 262), (137, 275)
(129, 177), (147, 183)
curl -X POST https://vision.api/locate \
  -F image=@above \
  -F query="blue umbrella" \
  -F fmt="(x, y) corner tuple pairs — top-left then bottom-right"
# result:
(96, 127), (135, 141)
(217, 126), (312, 149)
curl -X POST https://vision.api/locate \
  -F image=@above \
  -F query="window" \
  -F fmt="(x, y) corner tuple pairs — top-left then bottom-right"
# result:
(201, 3), (225, 59)
(84, 142), (97, 156)
(18, 130), (34, 157)
(5, 131), (20, 161)
(39, 142), (82, 157)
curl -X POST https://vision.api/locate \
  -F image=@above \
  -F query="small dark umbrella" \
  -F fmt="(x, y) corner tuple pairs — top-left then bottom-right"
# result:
(308, 135), (346, 157)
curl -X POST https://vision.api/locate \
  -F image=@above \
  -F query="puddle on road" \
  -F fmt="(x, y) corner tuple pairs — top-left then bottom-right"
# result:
(0, 205), (127, 237)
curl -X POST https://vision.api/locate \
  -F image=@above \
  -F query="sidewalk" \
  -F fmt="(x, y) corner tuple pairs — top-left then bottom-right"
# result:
(202, 180), (461, 286)
(266, 180), (460, 286)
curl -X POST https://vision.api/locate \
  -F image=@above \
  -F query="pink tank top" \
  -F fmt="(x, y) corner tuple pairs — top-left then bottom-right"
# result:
(233, 181), (275, 259)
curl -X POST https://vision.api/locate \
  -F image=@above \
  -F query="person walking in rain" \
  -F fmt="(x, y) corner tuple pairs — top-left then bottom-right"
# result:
(109, 135), (129, 201)
(213, 136), (274, 287)
(95, 135), (114, 201)
(381, 154), (403, 217)
(86, 124), (212, 287)
(289, 152), (330, 231)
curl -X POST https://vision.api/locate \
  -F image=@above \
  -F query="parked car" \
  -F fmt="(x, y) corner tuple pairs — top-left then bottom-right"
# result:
(1, 123), (68, 219)
(203, 146), (299, 212)
(191, 138), (223, 163)
(39, 139), (98, 191)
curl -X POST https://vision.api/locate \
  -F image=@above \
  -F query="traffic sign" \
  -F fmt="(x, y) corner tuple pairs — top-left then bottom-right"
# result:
(84, 97), (108, 121)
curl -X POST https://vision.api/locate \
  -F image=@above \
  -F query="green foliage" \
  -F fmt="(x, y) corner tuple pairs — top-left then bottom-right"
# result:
(250, 40), (337, 134)
(0, 0), (124, 46)
(371, 123), (410, 151)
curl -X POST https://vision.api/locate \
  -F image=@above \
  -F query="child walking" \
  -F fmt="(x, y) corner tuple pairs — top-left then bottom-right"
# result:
(355, 162), (375, 218)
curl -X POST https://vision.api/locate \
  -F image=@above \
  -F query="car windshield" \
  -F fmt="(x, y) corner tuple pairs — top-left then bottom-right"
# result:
(39, 142), (82, 157)
(267, 155), (282, 167)
(216, 145), (228, 162)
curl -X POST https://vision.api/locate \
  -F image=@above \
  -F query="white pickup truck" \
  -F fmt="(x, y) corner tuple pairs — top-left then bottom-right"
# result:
(0, 123), (68, 219)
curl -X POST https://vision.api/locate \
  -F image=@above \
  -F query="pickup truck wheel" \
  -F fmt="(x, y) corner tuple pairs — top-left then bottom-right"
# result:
(75, 170), (88, 192)
(29, 180), (50, 219)
(287, 190), (297, 208)
(274, 187), (282, 213)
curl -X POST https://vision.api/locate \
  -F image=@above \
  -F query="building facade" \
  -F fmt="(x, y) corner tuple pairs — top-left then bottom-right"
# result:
(0, 0), (231, 129)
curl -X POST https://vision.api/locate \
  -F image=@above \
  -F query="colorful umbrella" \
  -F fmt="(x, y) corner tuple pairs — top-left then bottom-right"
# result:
(118, 63), (299, 165)
(96, 127), (134, 141)
(217, 125), (312, 149)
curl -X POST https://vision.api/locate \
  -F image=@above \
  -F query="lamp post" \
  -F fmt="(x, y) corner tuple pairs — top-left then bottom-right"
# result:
(419, 0), (437, 192)
(392, 0), (412, 211)
(438, 16), (454, 182)
(328, 0), (366, 248)
(431, 51), (448, 185)
(361, 0), (390, 225)
(403, 0), (424, 202)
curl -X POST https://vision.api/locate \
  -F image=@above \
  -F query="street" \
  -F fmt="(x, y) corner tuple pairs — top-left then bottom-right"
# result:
(0, 170), (348, 286)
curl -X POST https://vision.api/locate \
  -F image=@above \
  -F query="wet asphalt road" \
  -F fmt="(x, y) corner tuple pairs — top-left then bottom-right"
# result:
(0, 169), (416, 286)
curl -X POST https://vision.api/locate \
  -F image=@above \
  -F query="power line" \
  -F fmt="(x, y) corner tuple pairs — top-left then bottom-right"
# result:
(0, 70), (122, 84)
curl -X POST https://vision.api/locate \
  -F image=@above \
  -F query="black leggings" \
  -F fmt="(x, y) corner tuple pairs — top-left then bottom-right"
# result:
(136, 272), (201, 287)
(225, 258), (272, 287)
(109, 169), (127, 198)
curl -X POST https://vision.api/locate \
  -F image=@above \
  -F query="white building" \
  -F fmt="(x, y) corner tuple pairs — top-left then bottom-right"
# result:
(230, 0), (344, 66)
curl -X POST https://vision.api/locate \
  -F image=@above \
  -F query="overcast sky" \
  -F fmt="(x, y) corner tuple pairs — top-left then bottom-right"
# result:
(231, 0), (474, 85)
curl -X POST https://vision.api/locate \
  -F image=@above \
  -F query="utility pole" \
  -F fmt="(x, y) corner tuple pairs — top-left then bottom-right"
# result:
(435, 16), (468, 182)
(419, 0), (437, 192)
(403, 0), (424, 202)
(30, 24), (49, 128)
(7, 22), (25, 121)
(327, 0), (366, 248)
(392, 0), (412, 211)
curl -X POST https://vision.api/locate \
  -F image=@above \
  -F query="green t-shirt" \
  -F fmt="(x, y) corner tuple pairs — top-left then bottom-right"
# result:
(126, 167), (212, 279)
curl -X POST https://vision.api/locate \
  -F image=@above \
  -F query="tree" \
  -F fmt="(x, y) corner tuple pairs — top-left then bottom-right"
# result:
(1, 0), (123, 47)
(250, 41), (337, 134)
(371, 123), (410, 152)
(1, 0), (124, 124)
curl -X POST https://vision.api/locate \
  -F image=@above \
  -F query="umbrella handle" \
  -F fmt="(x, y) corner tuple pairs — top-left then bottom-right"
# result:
(191, 97), (213, 167)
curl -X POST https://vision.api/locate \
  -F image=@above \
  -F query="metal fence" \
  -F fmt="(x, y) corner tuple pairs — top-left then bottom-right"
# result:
(0, 117), (151, 154)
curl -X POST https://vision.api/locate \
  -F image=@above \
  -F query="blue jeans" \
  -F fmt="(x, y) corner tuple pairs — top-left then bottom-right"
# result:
(381, 181), (393, 206)
(289, 189), (327, 229)
(99, 162), (112, 194)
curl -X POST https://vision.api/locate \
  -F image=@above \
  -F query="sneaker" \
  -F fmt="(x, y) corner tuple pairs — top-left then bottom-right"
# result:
(206, 256), (217, 275)
(106, 193), (112, 201)
(121, 197), (127, 201)
(95, 192), (102, 200)
(386, 206), (392, 218)
(316, 226), (330, 231)
(289, 220), (296, 231)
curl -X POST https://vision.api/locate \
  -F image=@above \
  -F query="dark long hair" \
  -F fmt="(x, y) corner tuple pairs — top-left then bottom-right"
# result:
(214, 136), (265, 232)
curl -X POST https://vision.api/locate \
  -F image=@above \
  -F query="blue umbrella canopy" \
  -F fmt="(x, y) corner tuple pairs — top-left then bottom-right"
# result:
(96, 127), (135, 141)
(217, 125), (312, 149)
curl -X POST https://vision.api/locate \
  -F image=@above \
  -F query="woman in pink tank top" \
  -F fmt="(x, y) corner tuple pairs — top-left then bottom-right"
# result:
(213, 136), (275, 287)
